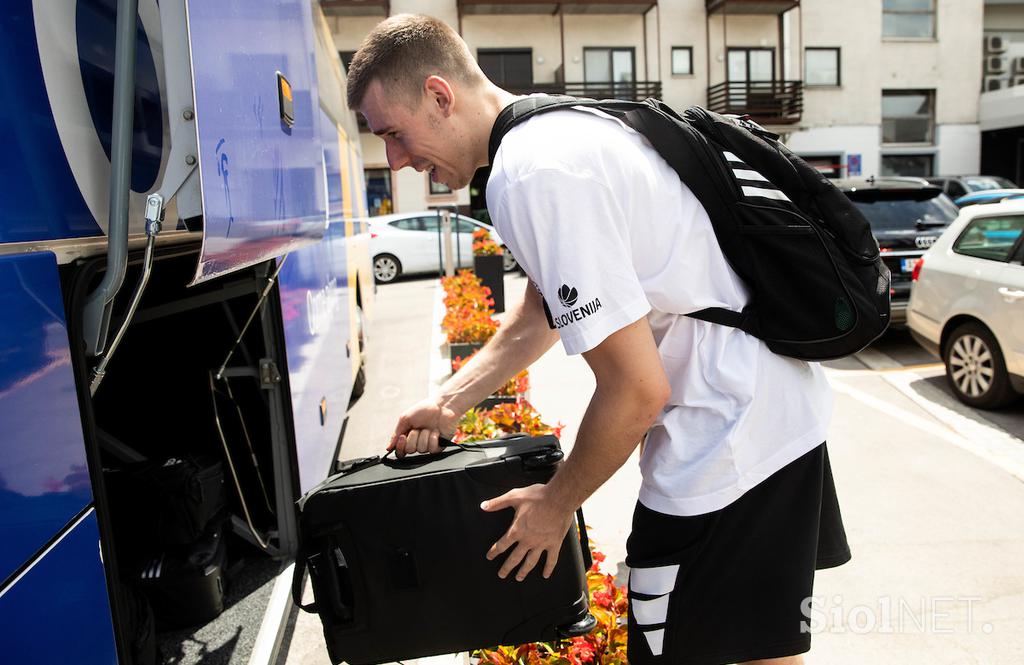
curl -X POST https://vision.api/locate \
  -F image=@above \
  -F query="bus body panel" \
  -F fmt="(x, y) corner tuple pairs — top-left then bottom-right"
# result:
(0, 510), (118, 664)
(186, 0), (329, 284)
(274, 104), (365, 496)
(0, 252), (93, 583)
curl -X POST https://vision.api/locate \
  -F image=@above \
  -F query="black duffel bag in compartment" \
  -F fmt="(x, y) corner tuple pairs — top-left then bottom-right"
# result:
(292, 435), (596, 665)
(107, 455), (227, 548)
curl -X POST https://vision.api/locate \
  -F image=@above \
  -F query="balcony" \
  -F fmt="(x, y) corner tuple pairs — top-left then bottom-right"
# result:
(706, 80), (803, 124)
(705, 0), (798, 15)
(320, 0), (389, 16)
(507, 80), (662, 101)
(458, 0), (656, 15)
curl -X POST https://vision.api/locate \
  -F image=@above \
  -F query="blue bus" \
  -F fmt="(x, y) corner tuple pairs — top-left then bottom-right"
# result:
(0, 0), (373, 662)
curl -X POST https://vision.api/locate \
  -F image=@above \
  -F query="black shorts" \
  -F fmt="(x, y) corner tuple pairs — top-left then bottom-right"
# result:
(625, 443), (850, 665)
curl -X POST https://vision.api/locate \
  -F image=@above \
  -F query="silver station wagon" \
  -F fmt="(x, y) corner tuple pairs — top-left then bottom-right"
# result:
(907, 200), (1024, 409)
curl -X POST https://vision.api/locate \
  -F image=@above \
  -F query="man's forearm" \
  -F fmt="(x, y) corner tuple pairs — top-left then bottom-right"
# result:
(438, 285), (558, 416)
(545, 381), (664, 511)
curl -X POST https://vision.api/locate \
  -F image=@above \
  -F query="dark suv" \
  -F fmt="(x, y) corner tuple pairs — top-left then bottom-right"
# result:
(835, 177), (960, 325)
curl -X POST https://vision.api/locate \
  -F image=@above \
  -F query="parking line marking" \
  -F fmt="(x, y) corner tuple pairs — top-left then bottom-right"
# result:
(829, 372), (1024, 484)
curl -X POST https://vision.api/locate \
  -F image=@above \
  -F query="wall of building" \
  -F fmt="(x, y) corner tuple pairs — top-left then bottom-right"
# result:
(461, 15), (563, 84)
(333, 0), (989, 204)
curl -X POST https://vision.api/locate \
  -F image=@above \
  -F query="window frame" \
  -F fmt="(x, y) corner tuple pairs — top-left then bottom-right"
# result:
(952, 214), (1024, 263)
(879, 153), (936, 177)
(882, 0), (936, 40)
(881, 89), (936, 145)
(671, 47), (694, 76)
(583, 47), (637, 83)
(804, 47), (841, 87)
(427, 175), (453, 197)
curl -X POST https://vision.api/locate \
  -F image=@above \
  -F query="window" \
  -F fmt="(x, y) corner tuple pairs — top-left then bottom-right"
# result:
(882, 90), (934, 144)
(671, 47), (693, 76)
(947, 180), (968, 199)
(800, 155), (843, 179)
(339, 50), (356, 72)
(953, 215), (1024, 262)
(364, 168), (393, 216)
(429, 177), (452, 196)
(805, 48), (840, 86)
(391, 218), (424, 232)
(478, 49), (533, 89)
(880, 154), (934, 177)
(883, 0), (935, 39)
(584, 48), (635, 83)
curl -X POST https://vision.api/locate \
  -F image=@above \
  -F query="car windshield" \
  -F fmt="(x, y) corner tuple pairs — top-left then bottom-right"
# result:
(963, 176), (1016, 192)
(848, 189), (959, 232)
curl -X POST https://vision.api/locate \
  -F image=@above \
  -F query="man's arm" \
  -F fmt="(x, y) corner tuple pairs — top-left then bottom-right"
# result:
(482, 316), (671, 580)
(390, 283), (559, 457)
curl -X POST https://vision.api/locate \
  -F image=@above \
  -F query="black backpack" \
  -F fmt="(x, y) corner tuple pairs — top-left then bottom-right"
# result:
(488, 96), (890, 361)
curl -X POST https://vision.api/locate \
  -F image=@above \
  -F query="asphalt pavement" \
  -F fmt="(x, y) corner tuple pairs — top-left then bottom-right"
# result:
(280, 273), (1024, 665)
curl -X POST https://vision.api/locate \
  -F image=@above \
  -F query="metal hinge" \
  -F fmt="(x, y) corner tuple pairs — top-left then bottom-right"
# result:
(259, 359), (281, 389)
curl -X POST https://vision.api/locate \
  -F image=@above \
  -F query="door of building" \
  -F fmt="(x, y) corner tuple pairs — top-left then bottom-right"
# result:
(478, 49), (533, 90)
(584, 47), (635, 99)
(727, 47), (775, 109)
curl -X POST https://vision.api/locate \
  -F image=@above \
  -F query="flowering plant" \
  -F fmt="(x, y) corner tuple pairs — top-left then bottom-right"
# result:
(444, 307), (500, 344)
(442, 270), (494, 315)
(473, 544), (629, 664)
(454, 400), (562, 443)
(452, 352), (529, 396)
(473, 227), (503, 256)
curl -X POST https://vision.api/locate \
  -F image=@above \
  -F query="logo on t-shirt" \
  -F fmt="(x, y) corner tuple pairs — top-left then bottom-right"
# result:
(551, 284), (602, 330)
(557, 284), (578, 308)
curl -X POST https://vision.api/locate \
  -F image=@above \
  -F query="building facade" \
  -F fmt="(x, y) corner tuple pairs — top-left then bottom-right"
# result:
(325, 0), (989, 216)
(980, 0), (1024, 185)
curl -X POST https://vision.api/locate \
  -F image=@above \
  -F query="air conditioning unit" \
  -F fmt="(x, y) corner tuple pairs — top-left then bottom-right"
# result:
(984, 75), (1004, 92)
(986, 56), (1008, 75)
(1013, 56), (1024, 74)
(985, 34), (1007, 54)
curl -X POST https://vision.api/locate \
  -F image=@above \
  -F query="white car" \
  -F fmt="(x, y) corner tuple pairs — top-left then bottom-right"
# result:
(907, 200), (1024, 409)
(366, 212), (518, 283)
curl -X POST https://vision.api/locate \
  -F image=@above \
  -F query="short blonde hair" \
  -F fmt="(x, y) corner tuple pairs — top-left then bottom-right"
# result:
(346, 14), (480, 110)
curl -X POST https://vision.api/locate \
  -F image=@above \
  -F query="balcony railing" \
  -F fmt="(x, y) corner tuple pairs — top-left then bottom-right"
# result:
(705, 0), (798, 15)
(507, 80), (662, 101)
(320, 0), (389, 16)
(458, 0), (656, 15)
(356, 82), (662, 132)
(706, 80), (802, 124)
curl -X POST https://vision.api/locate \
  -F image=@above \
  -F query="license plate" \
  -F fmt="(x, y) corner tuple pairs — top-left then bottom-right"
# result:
(901, 258), (918, 273)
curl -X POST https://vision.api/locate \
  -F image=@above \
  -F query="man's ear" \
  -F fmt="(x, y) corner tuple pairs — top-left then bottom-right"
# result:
(424, 75), (455, 117)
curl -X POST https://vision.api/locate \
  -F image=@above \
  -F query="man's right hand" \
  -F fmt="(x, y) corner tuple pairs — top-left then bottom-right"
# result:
(389, 398), (461, 458)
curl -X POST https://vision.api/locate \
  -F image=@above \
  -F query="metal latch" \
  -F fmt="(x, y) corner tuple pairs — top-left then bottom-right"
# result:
(259, 359), (281, 388)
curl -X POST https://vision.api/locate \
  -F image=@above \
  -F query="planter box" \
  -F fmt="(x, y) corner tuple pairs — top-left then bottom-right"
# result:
(449, 342), (483, 373)
(476, 395), (517, 411)
(473, 254), (505, 313)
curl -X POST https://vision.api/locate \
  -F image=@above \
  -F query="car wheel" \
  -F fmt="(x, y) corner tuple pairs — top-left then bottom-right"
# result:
(373, 254), (401, 284)
(944, 322), (1017, 409)
(501, 247), (518, 272)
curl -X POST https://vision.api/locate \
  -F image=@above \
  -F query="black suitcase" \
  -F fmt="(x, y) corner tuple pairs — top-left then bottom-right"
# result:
(293, 435), (595, 665)
(136, 526), (228, 629)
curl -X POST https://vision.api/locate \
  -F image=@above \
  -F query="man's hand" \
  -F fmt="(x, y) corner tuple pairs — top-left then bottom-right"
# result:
(482, 484), (575, 581)
(389, 398), (460, 458)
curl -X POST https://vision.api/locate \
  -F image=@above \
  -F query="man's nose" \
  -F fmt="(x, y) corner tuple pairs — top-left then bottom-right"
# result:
(386, 141), (411, 171)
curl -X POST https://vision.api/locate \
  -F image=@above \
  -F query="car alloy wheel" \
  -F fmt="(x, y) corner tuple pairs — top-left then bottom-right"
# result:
(373, 254), (400, 284)
(501, 248), (518, 272)
(944, 322), (1017, 409)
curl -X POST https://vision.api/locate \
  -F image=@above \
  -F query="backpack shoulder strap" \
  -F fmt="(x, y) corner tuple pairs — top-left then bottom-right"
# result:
(488, 95), (597, 165)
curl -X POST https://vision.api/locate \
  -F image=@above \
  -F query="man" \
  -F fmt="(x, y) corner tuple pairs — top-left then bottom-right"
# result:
(346, 14), (850, 665)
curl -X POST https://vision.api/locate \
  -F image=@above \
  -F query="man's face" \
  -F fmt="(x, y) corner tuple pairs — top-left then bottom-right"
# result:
(359, 78), (476, 190)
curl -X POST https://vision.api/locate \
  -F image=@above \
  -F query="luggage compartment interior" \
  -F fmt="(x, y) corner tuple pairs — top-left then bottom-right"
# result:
(68, 247), (296, 664)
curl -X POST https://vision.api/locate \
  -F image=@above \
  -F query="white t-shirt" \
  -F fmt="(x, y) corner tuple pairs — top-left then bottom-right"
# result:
(487, 105), (834, 516)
